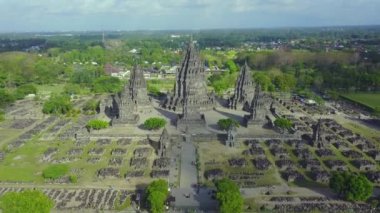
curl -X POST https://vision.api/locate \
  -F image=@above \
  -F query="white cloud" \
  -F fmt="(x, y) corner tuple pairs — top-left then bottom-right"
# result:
(0, 0), (379, 31)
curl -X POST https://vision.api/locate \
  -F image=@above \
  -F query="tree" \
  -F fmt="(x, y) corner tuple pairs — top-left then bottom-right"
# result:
(143, 117), (166, 130)
(86, 119), (109, 130)
(329, 172), (373, 202)
(274, 73), (296, 92)
(92, 76), (123, 93)
(217, 118), (240, 131)
(225, 60), (238, 74)
(215, 178), (243, 213)
(146, 179), (169, 213)
(253, 72), (274, 92)
(42, 94), (73, 115)
(0, 190), (54, 213)
(274, 117), (292, 133)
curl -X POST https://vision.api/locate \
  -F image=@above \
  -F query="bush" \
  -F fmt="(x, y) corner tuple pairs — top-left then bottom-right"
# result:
(215, 178), (243, 213)
(0, 89), (15, 108)
(86, 119), (109, 130)
(144, 117), (166, 130)
(42, 94), (73, 114)
(146, 179), (169, 213)
(42, 164), (69, 180)
(0, 111), (4, 122)
(69, 175), (78, 183)
(147, 84), (161, 96)
(63, 83), (83, 95)
(82, 99), (99, 114)
(217, 118), (239, 131)
(0, 190), (54, 213)
(15, 84), (37, 99)
(330, 172), (373, 202)
(274, 117), (292, 133)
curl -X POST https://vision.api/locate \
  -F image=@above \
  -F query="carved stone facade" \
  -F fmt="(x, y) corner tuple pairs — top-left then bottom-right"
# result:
(226, 126), (238, 147)
(245, 84), (266, 126)
(229, 62), (255, 110)
(101, 66), (152, 125)
(111, 85), (139, 125)
(312, 119), (326, 148)
(163, 41), (214, 111)
(176, 85), (206, 132)
(158, 128), (170, 157)
(129, 66), (152, 112)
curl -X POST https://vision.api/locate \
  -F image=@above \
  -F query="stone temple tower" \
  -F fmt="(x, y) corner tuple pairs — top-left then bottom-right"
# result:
(129, 65), (151, 112)
(163, 41), (214, 112)
(229, 62), (255, 110)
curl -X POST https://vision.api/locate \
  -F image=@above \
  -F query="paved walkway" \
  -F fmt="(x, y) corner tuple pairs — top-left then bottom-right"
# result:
(179, 136), (198, 188)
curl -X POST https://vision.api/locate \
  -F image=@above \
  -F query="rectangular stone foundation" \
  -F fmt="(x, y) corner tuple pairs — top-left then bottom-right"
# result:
(176, 115), (206, 133)
(111, 115), (140, 126)
(244, 115), (265, 127)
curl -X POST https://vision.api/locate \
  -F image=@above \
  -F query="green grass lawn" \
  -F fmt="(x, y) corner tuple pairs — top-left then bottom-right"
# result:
(36, 84), (65, 95)
(341, 93), (380, 110)
(147, 79), (175, 93)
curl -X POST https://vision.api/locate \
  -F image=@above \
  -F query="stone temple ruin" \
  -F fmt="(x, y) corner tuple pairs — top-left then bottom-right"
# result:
(128, 65), (152, 113)
(100, 66), (151, 125)
(244, 84), (267, 127)
(312, 119), (326, 148)
(228, 62), (255, 110)
(225, 125), (238, 147)
(158, 128), (170, 157)
(163, 41), (215, 111)
(176, 88), (207, 132)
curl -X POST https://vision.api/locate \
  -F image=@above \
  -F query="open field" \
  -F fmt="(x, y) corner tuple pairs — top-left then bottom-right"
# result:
(341, 93), (380, 110)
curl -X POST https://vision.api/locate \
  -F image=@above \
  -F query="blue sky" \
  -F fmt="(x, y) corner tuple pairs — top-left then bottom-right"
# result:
(0, 0), (379, 32)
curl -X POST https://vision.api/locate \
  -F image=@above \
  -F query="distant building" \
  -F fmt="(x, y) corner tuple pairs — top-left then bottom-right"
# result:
(104, 64), (129, 79)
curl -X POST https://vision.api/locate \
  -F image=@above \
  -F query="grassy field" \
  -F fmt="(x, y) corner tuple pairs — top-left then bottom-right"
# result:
(147, 79), (175, 93)
(0, 136), (158, 187)
(341, 93), (380, 110)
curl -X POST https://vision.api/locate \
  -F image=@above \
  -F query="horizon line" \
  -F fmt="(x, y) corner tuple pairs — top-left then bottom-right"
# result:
(1, 24), (380, 35)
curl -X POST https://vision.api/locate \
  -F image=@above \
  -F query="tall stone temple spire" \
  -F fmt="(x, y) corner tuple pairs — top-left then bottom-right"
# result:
(245, 84), (266, 126)
(106, 66), (151, 125)
(111, 83), (139, 125)
(229, 61), (255, 110)
(129, 65), (151, 109)
(163, 41), (214, 111)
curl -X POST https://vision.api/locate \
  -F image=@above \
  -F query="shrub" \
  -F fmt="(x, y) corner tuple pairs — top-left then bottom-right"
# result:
(0, 111), (4, 122)
(217, 118), (239, 131)
(15, 84), (37, 99)
(144, 117), (166, 130)
(69, 175), (78, 183)
(82, 99), (99, 114)
(42, 164), (69, 180)
(147, 84), (161, 96)
(274, 117), (292, 133)
(0, 190), (54, 213)
(329, 172), (373, 201)
(146, 179), (169, 213)
(86, 119), (109, 130)
(0, 89), (15, 108)
(42, 94), (73, 114)
(215, 178), (243, 213)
